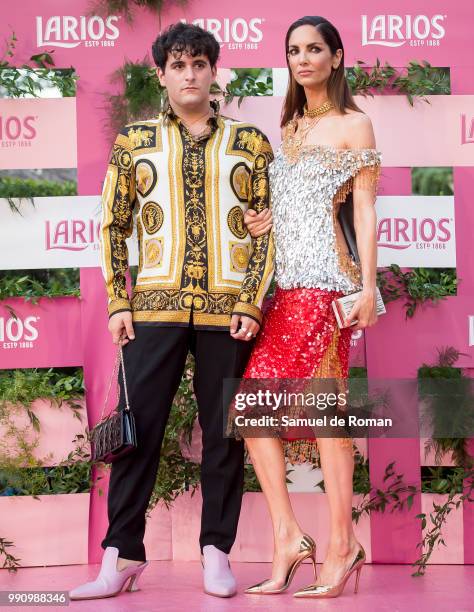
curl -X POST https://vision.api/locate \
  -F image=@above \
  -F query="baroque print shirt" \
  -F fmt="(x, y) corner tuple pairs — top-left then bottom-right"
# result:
(100, 106), (275, 330)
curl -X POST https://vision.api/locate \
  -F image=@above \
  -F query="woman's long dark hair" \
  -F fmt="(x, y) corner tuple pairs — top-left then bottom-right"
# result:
(281, 16), (362, 127)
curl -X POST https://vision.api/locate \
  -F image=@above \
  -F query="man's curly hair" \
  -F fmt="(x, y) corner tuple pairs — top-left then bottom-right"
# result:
(152, 22), (220, 70)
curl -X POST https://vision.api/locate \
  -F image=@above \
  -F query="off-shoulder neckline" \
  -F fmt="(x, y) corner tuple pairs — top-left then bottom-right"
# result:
(282, 119), (381, 155)
(276, 142), (382, 165)
(280, 142), (381, 154)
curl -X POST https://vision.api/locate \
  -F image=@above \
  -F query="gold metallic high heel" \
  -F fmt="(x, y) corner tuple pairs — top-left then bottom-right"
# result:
(245, 534), (316, 595)
(293, 544), (365, 598)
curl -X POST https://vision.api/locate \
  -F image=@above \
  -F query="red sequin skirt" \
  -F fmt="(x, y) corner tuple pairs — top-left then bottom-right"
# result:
(231, 286), (353, 464)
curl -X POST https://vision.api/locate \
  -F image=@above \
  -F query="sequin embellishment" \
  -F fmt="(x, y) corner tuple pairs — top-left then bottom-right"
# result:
(271, 131), (382, 294)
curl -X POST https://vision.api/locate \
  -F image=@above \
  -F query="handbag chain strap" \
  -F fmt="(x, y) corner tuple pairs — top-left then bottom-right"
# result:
(99, 343), (130, 422)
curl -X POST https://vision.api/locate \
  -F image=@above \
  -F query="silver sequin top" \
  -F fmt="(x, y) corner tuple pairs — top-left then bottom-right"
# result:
(269, 143), (382, 294)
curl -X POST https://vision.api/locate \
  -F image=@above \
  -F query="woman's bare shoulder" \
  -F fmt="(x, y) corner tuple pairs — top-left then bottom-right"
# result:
(343, 111), (376, 149)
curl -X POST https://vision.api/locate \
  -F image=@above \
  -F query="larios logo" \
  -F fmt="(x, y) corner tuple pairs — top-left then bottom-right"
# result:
(0, 316), (39, 349)
(461, 115), (474, 145)
(361, 14), (446, 47)
(45, 219), (100, 251)
(181, 18), (264, 50)
(0, 115), (37, 148)
(36, 15), (120, 48)
(377, 217), (452, 250)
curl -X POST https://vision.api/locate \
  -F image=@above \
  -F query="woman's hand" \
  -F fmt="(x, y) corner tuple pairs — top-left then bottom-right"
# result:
(244, 208), (273, 238)
(345, 289), (378, 331)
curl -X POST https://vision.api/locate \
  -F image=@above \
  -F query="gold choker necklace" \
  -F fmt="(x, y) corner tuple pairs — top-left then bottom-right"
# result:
(282, 101), (334, 163)
(303, 101), (334, 118)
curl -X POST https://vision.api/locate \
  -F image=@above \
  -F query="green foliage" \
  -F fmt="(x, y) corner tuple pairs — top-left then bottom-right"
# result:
(377, 265), (457, 318)
(0, 31), (77, 98)
(352, 448), (371, 495)
(413, 464), (474, 576)
(352, 460), (418, 524)
(421, 466), (464, 494)
(105, 63), (274, 137)
(222, 68), (273, 107)
(347, 59), (450, 105)
(0, 177), (77, 199)
(0, 537), (20, 572)
(418, 347), (474, 468)
(106, 57), (448, 145)
(262, 278), (276, 304)
(396, 61), (450, 104)
(423, 437), (470, 470)
(0, 368), (85, 421)
(0, 423), (90, 571)
(0, 434), (92, 497)
(0, 463), (91, 496)
(129, 265), (139, 288)
(149, 436), (200, 511)
(1, 178), (76, 213)
(0, 269), (80, 302)
(243, 463), (262, 492)
(0, 382), (90, 502)
(2, 197), (33, 215)
(106, 59), (167, 137)
(349, 367), (368, 379)
(412, 167), (453, 196)
(91, 0), (187, 23)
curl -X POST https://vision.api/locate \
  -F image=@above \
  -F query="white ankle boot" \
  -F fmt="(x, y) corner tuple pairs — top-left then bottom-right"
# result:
(69, 547), (148, 600)
(201, 545), (237, 597)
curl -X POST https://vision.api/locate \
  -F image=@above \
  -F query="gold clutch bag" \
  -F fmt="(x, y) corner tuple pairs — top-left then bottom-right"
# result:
(332, 287), (386, 329)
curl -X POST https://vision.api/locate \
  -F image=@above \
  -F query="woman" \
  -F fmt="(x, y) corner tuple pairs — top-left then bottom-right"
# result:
(234, 16), (381, 598)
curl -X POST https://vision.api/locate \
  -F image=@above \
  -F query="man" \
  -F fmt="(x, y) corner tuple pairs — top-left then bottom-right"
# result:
(70, 22), (273, 600)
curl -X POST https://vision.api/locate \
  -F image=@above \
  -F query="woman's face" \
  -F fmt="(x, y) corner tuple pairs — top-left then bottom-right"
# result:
(287, 24), (342, 89)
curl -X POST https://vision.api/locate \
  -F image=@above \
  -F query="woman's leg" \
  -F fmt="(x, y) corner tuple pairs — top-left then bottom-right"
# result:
(315, 438), (360, 584)
(244, 436), (307, 588)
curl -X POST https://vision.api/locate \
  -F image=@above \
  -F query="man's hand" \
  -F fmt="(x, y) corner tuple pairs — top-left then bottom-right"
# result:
(230, 314), (260, 341)
(108, 311), (135, 345)
(244, 208), (273, 238)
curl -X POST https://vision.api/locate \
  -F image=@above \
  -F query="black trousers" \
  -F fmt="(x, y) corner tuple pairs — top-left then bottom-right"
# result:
(101, 319), (253, 562)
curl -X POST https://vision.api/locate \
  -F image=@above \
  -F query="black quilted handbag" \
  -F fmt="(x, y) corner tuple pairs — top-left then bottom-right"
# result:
(337, 191), (360, 264)
(90, 345), (137, 464)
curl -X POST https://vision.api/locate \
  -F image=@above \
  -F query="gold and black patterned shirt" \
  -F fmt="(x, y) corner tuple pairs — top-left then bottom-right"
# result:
(99, 105), (274, 330)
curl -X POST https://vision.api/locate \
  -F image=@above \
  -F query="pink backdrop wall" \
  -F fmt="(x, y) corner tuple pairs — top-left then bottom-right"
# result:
(1, 0), (473, 565)
(0, 98), (77, 169)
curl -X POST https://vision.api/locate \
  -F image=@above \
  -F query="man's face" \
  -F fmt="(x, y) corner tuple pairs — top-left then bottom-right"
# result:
(157, 49), (216, 109)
